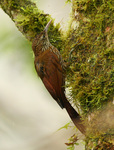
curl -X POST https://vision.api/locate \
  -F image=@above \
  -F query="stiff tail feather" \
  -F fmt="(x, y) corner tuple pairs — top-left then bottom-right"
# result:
(62, 96), (86, 134)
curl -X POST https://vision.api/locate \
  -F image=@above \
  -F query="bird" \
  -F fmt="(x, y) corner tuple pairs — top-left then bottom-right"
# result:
(32, 20), (86, 134)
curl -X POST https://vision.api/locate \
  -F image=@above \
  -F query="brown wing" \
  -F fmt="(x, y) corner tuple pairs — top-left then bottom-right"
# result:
(35, 51), (86, 134)
(38, 50), (65, 108)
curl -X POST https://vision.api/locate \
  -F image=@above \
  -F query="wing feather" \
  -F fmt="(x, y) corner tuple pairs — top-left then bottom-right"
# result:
(41, 51), (65, 108)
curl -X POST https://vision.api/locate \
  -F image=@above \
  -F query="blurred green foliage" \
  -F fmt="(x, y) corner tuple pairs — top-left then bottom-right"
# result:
(0, 14), (35, 74)
(65, 0), (72, 4)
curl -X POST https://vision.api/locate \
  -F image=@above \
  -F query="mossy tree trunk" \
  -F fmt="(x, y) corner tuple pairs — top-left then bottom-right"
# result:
(64, 0), (113, 149)
(0, 0), (113, 149)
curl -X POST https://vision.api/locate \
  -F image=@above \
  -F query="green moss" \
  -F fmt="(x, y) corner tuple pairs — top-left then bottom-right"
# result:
(85, 134), (114, 150)
(62, 0), (113, 141)
(63, 0), (114, 114)
(0, 0), (63, 50)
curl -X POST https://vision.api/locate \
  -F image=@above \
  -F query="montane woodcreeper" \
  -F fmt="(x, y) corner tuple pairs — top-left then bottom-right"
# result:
(32, 20), (86, 134)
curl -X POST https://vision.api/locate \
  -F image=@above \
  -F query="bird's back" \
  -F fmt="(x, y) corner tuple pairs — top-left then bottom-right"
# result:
(35, 50), (65, 108)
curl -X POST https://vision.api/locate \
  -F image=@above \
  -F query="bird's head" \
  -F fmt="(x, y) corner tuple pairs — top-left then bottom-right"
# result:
(32, 20), (52, 56)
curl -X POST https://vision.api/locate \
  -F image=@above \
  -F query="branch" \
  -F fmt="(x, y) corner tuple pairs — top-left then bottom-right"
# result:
(0, 0), (60, 43)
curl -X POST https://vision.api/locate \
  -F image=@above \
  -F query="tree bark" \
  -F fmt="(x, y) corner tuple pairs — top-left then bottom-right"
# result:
(0, 0), (61, 43)
(66, 0), (114, 149)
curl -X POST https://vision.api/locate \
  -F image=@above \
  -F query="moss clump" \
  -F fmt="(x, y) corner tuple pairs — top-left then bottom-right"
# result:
(62, 0), (114, 148)
(0, 0), (63, 50)
(63, 0), (114, 115)
(86, 134), (114, 150)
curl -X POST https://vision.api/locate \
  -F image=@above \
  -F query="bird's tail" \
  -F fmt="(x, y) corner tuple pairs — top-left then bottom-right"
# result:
(62, 95), (86, 134)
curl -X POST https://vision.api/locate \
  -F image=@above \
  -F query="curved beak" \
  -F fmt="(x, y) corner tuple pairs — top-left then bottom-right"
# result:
(44, 19), (52, 32)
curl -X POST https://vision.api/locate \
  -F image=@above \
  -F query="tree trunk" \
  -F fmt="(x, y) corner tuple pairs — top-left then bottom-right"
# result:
(65, 0), (114, 149)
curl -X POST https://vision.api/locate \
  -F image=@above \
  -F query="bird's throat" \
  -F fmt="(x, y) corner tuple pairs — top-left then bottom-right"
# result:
(34, 40), (50, 57)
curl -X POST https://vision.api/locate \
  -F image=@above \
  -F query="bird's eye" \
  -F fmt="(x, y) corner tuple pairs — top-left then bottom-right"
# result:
(40, 66), (44, 74)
